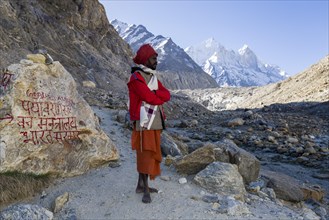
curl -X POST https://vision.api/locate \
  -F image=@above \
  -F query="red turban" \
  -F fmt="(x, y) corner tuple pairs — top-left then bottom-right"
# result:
(133, 44), (158, 65)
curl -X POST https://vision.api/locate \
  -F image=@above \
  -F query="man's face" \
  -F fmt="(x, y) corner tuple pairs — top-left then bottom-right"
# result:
(145, 54), (158, 70)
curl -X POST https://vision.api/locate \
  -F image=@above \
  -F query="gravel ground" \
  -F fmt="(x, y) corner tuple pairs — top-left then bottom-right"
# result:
(28, 107), (318, 220)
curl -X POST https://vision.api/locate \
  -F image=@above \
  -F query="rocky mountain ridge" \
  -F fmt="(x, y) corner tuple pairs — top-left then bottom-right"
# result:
(185, 38), (289, 87)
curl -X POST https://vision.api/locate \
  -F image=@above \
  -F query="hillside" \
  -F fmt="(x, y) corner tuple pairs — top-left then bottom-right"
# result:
(175, 55), (329, 111)
(244, 55), (329, 108)
(0, 0), (132, 99)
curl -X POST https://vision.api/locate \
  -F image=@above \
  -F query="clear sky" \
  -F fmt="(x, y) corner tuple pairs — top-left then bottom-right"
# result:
(100, 0), (328, 75)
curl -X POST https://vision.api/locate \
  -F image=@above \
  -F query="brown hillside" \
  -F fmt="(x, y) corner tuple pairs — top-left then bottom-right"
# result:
(0, 0), (133, 98)
(244, 56), (329, 108)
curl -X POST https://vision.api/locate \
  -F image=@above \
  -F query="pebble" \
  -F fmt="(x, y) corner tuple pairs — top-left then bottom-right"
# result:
(211, 202), (220, 210)
(108, 161), (121, 168)
(202, 195), (219, 203)
(160, 176), (171, 181)
(287, 137), (299, 144)
(178, 177), (187, 184)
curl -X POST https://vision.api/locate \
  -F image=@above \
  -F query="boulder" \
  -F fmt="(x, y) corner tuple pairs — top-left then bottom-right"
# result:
(300, 185), (325, 202)
(194, 162), (246, 201)
(161, 131), (182, 157)
(0, 204), (53, 220)
(0, 61), (119, 177)
(174, 144), (215, 175)
(261, 169), (304, 202)
(214, 139), (260, 184)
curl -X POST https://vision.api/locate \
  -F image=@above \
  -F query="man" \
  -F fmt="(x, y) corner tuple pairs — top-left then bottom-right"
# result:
(127, 44), (170, 203)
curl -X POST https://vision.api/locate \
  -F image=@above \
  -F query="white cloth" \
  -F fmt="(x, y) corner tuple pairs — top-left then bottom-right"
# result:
(139, 65), (159, 129)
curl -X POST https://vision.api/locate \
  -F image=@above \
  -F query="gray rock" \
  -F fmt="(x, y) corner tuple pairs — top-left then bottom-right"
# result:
(227, 118), (245, 127)
(202, 194), (219, 203)
(161, 132), (182, 157)
(261, 169), (304, 202)
(225, 197), (251, 216)
(194, 162), (246, 201)
(116, 110), (127, 124)
(214, 139), (260, 184)
(0, 204), (53, 220)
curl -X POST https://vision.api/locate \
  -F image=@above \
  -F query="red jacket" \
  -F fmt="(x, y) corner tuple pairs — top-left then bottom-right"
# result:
(127, 70), (170, 121)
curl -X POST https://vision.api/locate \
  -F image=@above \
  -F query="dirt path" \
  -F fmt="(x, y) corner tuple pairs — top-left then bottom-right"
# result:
(30, 107), (310, 219)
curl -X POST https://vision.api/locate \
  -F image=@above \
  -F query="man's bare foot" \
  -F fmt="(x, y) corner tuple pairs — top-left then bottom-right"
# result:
(136, 187), (158, 193)
(142, 192), (151, 203)
(149, 187), (158, 193)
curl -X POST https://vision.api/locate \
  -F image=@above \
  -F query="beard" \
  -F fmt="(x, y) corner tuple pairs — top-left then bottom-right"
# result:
(150, 63), (157, 70)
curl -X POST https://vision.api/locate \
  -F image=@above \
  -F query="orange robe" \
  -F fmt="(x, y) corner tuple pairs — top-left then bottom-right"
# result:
(131, 128), (162, 180)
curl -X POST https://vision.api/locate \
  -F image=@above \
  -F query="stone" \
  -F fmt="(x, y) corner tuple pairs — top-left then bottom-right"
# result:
(314, 207), (327, 219)
(55, 208), (77, 220)
(296, 156), (309, 164)
(262, 187), (276, 200)
(82, 81), (96, 88)
(178, 177), (187, 184)
(227, 118), (244, 127)
(301, 207), (321, 220)
(53, 192), (69, 213)
(194, 162), (246, 201)
(247, 179), (266, 193)
(160, 176), (171, 181)
(300, 185), (325, 202)
(261, 169), (304, 202)
(0, 204), (53, 220)
(0, 62), (119, 177)
(116, 110), (127, 124)
(202, 194), (219, 203)
(161, 132), (182, 157)
(267, 135), (276, 142)
(108, 161), (121, 168)
(164, 155), (176, 166)
(305, 146), (316, 154)
(216, 196), (250, 216)
(287, 137), (299, 144)
(214, 139), (260, 184)
(174, 144), (215, 175)
(277, 145), (288, 153)
(211, 202), (220, 210)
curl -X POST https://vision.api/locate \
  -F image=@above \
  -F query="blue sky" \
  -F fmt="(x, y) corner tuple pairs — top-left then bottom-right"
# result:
(100, 0), (328, 75)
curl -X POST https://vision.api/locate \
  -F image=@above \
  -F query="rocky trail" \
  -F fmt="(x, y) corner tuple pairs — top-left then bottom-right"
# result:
(18, 104), (327, 220)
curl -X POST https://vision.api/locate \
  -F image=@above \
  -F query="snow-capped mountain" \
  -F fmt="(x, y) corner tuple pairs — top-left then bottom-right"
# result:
(110, 19), (218, 90)
(185, 38), (289, 87)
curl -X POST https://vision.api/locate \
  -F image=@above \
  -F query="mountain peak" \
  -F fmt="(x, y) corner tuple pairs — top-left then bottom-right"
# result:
(238, 44), (253, 55)
(203, 37), (221, 49)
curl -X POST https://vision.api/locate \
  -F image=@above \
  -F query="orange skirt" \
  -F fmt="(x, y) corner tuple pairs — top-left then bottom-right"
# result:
(131, 128), (162, 180)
